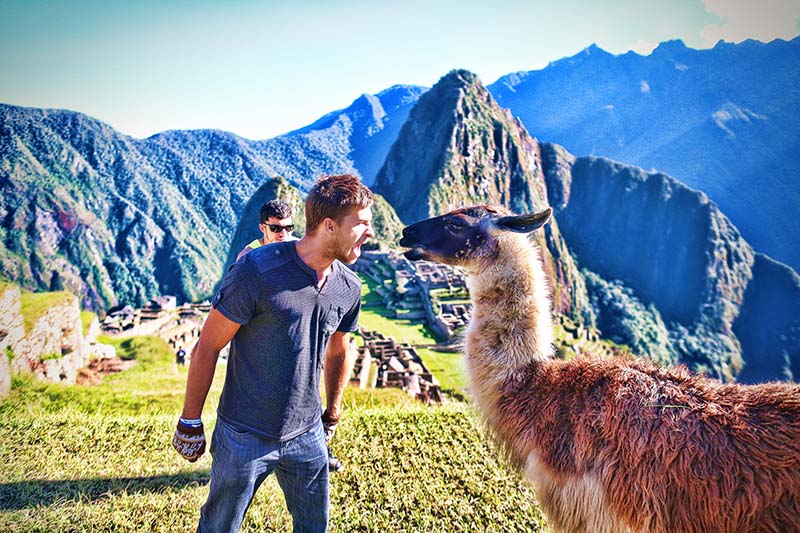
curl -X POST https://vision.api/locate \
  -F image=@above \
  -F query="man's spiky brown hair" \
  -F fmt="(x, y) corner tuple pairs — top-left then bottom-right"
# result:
(305, 174), (373, 232)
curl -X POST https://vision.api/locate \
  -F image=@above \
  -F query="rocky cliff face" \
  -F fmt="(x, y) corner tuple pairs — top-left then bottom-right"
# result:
(0, 283), (102, 395)
(733, 254), (800, 383)
(540, 143), (799, 381)
(0, 283), (23, 398)
(543, 151), (754, 327)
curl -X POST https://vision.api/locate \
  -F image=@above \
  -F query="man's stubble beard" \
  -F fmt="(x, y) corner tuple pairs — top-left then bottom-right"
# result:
(327, 234), (359, 265)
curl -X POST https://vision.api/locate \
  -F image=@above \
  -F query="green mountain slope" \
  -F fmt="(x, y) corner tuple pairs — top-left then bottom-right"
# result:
(0, 107), (228, 309)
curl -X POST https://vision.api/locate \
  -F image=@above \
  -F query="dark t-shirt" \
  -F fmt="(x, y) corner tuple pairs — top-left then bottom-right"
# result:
(212, 241), (361, 441)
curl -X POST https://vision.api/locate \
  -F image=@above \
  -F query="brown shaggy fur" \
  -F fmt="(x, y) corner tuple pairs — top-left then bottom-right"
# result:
(400, 205), (800, 533)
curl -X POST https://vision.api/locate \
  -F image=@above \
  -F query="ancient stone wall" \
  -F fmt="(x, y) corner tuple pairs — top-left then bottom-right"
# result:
(0, 284), (106, 397)
(0, 285), (25, 398)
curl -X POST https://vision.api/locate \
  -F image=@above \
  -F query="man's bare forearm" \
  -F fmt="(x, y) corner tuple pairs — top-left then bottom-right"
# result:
(181, 342), (220, 419)
(180, 309), (241, 420)
(324, 332), (351, 417)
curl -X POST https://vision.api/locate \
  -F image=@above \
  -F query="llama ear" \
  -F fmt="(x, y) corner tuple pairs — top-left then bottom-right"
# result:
(496, 208), (553, 233)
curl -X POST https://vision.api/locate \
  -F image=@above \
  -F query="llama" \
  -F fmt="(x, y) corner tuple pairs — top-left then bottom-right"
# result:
(399, 205), (800, 533)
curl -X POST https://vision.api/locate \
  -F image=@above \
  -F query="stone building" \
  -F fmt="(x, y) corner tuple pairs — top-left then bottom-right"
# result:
(351, 329), (443, 403)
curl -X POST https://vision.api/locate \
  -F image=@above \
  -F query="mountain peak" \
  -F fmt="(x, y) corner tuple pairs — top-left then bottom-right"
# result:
(547, 44), (614, 68)
(424, 69), (491, 107)
(445, 68), (479, 80)
(373, 68), (548, 223)
(652, 39), (690, 56)
(437, 69), (483, 90)
(583, 43), (611, 56)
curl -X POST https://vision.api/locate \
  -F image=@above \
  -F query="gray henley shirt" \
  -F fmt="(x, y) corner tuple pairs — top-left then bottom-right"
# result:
(212, 240), (361, 441)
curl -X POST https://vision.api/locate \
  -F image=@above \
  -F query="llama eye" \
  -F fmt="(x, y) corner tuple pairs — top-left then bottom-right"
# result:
(445, 218), (467, 232)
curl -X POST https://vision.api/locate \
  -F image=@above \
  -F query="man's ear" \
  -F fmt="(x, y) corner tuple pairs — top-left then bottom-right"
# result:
(324, 217), (336, 234)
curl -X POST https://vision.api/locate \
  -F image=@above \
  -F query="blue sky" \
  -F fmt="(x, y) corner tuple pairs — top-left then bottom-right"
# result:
(1, 0), (798, 140)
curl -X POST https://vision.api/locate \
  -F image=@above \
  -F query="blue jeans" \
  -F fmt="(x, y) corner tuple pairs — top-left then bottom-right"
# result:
(197, 418), (329, 533)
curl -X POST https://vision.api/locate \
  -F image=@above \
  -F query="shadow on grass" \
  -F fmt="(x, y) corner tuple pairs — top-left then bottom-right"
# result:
(0, 471), (209, 510)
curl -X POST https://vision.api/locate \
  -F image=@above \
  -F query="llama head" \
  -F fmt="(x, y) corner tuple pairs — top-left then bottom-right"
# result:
(399, 205), (552, 268)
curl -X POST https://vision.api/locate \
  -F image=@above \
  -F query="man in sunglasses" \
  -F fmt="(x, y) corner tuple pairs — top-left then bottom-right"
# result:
(236, 199), (296, 261)
(174, 174), (374, 533)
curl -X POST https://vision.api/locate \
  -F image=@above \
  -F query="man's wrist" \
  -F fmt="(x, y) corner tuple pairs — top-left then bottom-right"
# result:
(322, 408), (340, 424)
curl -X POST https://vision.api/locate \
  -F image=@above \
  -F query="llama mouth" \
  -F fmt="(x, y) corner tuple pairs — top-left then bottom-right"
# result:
(403, 248), (429, 261)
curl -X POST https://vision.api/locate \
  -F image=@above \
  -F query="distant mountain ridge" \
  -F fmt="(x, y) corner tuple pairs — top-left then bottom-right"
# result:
(0, 85), (425, 311)
(285, 85), (427, 186)
(489, 36), (800, 272)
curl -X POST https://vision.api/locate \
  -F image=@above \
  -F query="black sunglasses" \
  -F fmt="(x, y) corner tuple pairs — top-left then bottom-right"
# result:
(265, 224), (294, 233)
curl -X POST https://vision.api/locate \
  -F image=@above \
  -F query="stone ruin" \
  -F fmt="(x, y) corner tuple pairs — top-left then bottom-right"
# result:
(353, 250), (472, 343)
(437, 302), (472, 335)
(0, 283), (114, 397)
(101, 297), (209, 338)
(350, 328), (443, 404)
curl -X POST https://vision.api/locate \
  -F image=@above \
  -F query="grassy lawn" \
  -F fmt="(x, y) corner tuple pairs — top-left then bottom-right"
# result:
(357, 307), (436, 347)
(416, 347), (467, 392)
(0, 334), (546, 532)
(358, 275), (438, 346)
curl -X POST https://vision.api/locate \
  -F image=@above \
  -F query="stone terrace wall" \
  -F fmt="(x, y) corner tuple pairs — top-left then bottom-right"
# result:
(0, 285), (25, 398)
(0, 284), (100, 398)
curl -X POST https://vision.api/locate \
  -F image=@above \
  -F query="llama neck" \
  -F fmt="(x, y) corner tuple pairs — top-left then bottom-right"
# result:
(465, 233), (554, 389)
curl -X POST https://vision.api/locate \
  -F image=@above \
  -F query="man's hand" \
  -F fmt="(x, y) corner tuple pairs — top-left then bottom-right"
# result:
(172, 419), (206, 462)
(322, 409), (339, 442)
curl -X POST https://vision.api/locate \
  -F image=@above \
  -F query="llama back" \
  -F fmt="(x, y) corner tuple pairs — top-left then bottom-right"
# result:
(493, 356), (800, 532)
